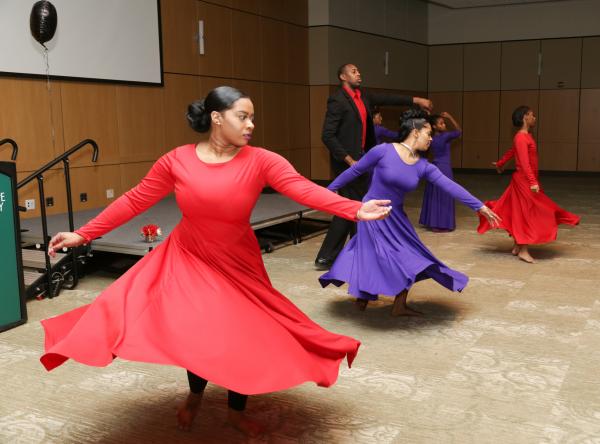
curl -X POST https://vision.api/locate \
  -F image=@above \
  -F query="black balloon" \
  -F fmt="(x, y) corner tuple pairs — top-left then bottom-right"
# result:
(30, 1), (58, 48)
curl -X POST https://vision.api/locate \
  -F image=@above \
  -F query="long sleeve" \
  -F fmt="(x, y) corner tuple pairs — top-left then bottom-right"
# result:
(75, 154), (175, 241)
(443, 130), (462, 142)
(260, 150), (361, 221)
(365, 91), (414, 107)
(514, 133), (538, 186)
(496, 146), (515, 168)
(321, 97), (350, 162)
(424, 163), (483, 211)
(327, 145), (384, 192)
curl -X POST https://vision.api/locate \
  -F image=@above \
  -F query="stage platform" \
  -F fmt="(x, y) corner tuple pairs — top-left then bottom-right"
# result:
(20, 193), (318, 256)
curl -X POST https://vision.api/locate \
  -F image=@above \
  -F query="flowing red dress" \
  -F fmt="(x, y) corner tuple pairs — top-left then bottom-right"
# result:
(40, 144), (362, 395)
(477, 132), (579, 244)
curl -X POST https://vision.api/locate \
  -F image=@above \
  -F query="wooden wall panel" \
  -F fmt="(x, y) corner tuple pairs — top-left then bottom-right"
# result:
(262, 83), (288, 151)
(581, 37), (600, 89)
(538, 89), (579, 171)
(0, 78), (64, 172)
(577, 89), (600, 171)
(232, 11), (261, 80)
(463, 42), (501, 91)
(70, 165), (123, 211)
(287, 24), (309, 85)
(310, 86), (331, 180)
(501, 40), (540, 90)
(231, 0), (259, 14)
(60, 82), (120, 168)
(499, 90), (539, 157)
(290, 148), (311, 177)
(120, 162), (154, 193)
(540, 38), (582, 90)
(287, 85), (310, 149)
(428, 45), (463, 92)
(163, 74), (201, 151)
(197, 2), (233, 78)
(261, 17), (288, 83)
(116, 85), (166, 163)
(428, 92), (463, 167)
(259, 0), (308, 25)
(161, 0), (199, 75)
(462, 91), (500, 168)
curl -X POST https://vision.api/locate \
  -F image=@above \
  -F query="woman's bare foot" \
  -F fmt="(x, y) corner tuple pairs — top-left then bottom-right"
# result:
(391, 291), (422, 317)
(176, 392), (203, 431)
(355, 298), (368, 311)
(517, 245), (535, 263)
(227, 409), (264, 437)
(511, 244), (521, 256)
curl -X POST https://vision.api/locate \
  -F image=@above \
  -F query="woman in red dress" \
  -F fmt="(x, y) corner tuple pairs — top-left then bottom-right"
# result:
(478, 105), (580, 263)
(41, 86), (392, 436)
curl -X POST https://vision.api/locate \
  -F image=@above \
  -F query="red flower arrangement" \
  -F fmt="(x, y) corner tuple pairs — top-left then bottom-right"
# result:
(140, 224), (162, 242)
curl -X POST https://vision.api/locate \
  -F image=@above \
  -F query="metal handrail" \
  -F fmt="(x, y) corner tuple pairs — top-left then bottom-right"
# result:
(0, 139), (18, 160)
(18, 139), (98, 189)
(17, 139), (99, 297)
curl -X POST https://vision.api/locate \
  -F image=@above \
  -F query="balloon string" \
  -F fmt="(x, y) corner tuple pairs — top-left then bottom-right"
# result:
(44, 47), (56, 153)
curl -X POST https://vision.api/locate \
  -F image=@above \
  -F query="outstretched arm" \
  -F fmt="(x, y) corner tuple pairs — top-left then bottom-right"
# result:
(49, 153), (175, 255)
(424, 163), (501, 226)
(494, 146), (515, 172)
(327, 146), (384, 192)
(261, 150), (390, 222)
(424, 163), (483, 210)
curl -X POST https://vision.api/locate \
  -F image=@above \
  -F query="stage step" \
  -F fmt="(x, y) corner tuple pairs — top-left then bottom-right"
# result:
(21, 249), (66, 269)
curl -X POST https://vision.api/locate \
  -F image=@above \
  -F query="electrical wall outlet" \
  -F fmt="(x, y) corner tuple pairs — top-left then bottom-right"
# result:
(25, 199), (36, 210)
(46, 197), (54, 207)
(106, 188), (114, 199)
(80, 192), (88, 202)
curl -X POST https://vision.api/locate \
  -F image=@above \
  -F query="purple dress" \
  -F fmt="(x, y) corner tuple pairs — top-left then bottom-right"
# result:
(419, 130), (462, 230)
(319, 143), (482, 301)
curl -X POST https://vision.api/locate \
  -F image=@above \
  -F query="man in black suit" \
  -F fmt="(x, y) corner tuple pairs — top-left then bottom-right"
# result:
(314, 63), (433, 270)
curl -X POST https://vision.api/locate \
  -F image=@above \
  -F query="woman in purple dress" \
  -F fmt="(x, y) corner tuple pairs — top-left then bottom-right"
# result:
(373, 109), (399, 144)
(419, 112), (462, 231)
(319, 109), (500, 316)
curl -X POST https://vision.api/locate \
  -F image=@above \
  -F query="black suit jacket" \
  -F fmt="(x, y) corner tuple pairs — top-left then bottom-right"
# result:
(321, 87), (414, 175)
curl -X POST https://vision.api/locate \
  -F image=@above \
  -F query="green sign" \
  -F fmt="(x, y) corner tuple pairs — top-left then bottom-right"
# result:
(0, 162), (26, 331)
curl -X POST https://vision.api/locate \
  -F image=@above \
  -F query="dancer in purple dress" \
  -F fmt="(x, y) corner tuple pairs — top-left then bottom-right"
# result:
(373, 109), (399, 144)
(319, 109), (500, 316)
(419, 112), (462, 232)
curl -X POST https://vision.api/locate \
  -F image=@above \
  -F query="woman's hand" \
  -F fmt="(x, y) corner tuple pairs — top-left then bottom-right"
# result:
(530, 184), (540, 193)
(357, 199), (392, 221)
(48, 232), (86, 257)
(478, 205), (502, 228)
(492, 161), (503, 174)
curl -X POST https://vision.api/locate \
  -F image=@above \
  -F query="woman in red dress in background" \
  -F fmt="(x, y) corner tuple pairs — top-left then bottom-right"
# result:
(40, 86), (392, 436)
(478, 105), (580, 263)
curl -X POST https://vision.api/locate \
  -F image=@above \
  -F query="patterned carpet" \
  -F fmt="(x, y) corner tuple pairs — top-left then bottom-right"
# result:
(1, 174), (599, 443)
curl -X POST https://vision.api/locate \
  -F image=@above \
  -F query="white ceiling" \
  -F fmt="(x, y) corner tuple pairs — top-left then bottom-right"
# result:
(427, 0), (574, 8)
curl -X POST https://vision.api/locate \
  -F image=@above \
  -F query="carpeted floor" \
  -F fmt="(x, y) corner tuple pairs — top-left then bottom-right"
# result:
(1, 173), (599, 443)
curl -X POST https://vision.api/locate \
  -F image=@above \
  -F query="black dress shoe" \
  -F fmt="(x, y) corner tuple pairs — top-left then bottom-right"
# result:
(314, 257), (333, 270)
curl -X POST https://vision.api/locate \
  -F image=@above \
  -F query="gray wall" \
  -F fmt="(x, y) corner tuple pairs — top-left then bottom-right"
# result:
(428, 0), (600, 45)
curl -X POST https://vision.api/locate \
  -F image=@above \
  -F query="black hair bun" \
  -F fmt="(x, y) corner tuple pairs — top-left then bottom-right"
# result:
(186, 99), (211, 133)
(400, 107), (428, 123)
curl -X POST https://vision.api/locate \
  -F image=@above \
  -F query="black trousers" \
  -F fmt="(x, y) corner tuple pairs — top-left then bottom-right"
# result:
(187, 371), (248, 411)
(316, 173), (369, 262)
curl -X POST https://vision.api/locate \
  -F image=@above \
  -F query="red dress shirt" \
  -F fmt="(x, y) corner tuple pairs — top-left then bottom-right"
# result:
(343, 85), (367, 149)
